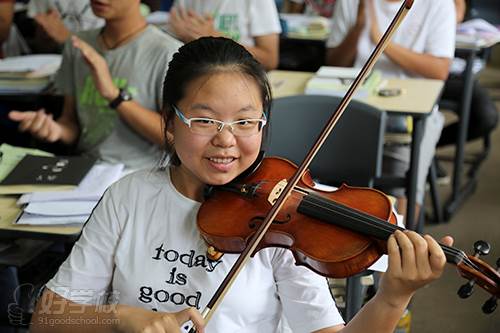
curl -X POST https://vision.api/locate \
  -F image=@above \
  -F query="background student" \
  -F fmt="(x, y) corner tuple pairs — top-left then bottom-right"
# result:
(168, 0), (281, 70)
(8, 0), (182, 170)
(325, 0), (456, 219)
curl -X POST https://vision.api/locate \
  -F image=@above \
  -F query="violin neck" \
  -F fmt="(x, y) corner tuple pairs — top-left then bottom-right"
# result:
(297, 193), (465, 265)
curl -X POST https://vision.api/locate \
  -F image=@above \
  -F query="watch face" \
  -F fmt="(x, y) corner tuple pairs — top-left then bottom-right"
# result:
(122, 90), (132, 101)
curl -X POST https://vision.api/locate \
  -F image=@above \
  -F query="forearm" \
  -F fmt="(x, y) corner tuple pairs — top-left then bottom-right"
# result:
(339, 292), (411, 333)
(244, 44), (279, 70)
(116, 101), (165, 146)
(383, 42), (451, 80)
(57, 119), (80, 145)
(0, 3), (14, 44)
(244, 34), (280, 70)
(325, 25), (364, 67)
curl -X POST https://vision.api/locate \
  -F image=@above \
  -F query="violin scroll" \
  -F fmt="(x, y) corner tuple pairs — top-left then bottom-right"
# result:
(455, 241), (500, 313)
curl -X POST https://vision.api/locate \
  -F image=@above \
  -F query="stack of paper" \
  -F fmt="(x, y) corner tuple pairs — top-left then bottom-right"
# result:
(15, 163), (124, 225)
(456, 18), (500, 49)
(305, 66), (382, 100)
(0, 54), (62, 94)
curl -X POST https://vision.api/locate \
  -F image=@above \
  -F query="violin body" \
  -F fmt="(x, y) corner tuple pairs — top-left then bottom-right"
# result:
(198, 157), (398, 278)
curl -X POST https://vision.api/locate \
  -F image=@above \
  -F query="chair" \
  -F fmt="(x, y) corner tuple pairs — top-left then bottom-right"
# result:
(266, 94), (387, 321)
(267, 95), (386, 187)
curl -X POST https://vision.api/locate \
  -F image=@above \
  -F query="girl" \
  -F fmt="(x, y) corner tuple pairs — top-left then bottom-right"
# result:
(31, 37), (452, 333)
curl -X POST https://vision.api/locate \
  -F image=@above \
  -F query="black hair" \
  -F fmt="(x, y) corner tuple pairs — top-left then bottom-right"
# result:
(161, 37), (272, 166)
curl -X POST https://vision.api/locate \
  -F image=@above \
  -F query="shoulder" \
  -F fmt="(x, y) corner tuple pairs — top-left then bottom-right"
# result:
(106, 168), (169, 203)
(141, 26), (183, 51)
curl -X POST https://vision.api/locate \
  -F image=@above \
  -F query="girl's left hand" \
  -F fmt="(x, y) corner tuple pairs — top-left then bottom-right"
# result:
(378, 230), (453, 307)
(71, 36), (119, 101)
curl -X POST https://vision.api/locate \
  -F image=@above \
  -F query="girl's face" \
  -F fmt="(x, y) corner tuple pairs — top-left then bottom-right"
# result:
(170, 71), (264, 201)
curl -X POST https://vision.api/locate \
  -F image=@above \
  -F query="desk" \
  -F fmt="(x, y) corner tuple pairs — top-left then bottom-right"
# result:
(442, 39), (500, 221)
(0, 197), (81, 242)
(268, 70), (444, 230)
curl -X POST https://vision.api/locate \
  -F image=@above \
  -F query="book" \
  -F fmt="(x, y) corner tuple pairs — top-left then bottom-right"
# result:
(305, 66), (382, 99)
(0, 155), (97, 194)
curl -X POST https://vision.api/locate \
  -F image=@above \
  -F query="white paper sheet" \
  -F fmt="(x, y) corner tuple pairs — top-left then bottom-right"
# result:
(24, 201), (98, 216)
(16, 212), (89, 225)
(18, 163), (124, 204)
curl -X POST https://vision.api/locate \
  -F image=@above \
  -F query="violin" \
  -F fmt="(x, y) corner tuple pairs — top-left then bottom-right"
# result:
(188, 0), (498, 330)
(199, 157), (499, 311)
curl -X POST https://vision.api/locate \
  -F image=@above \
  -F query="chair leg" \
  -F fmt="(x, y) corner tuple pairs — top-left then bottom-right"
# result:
(345, 274), (365, 322)
(428, 158), (444, 223)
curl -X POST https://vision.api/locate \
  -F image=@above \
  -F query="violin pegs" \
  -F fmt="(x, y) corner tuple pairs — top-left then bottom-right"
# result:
(457, 280), (475, 299)
(482, 296), (497, 314)
(473, 240), (491, 257)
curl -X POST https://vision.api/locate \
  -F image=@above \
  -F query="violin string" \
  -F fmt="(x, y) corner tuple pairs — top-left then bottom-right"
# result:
(297, 191), (481, 271)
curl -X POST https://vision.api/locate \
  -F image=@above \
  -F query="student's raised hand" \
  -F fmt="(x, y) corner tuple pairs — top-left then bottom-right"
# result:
(368, 0), (382, 44)
(71, 36), (119, 102)
(8, 109), (63, 142)
(169, 7), (219, 43)
(355, 0), (367, 29)
(377, 230), (453, 307)
(115, 304), (205, 333)
(34, 8), (70, 44)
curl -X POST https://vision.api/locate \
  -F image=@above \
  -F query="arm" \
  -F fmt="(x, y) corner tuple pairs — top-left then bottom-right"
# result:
(34, 8), (71, 44)
(368, 3), (451, 80)
(0, 1), (14, 45)
(380, 44), (451, 80)
(71, 36), (166, 146)
(169, 8), (279, 70)
(243, 33), (280, 70)
(455, 0), (466, 23)
(325, 0), (366, 67)
(8, 95), (80, 145)
(31, 289), (205, 333)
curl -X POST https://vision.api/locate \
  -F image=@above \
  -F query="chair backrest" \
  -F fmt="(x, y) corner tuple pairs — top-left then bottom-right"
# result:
(266, 95), (386, 187)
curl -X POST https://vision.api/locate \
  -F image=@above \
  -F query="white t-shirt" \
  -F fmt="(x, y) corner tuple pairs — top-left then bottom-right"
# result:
(327, 0), (456, 78)
(172, 0), (281, 46)
(46, 169), (344, 332)
(27, 0), (104, 32)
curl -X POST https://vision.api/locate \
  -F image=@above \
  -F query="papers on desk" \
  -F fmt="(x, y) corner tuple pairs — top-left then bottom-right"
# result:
(0, 54), (62, 93)
(15, 163), (124, 225)
(305, 66), (382, 100)
(280, 13), (331, 40)
(456, 18), (500, 49)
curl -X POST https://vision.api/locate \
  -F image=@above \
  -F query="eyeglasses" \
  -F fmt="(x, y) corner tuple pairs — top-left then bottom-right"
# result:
(173, 105), (267, 137)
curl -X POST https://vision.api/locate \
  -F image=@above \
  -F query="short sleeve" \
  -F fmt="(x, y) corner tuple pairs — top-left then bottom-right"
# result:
(54, 39), (76, 96)
(326, 0), (358, 48)
(249, 0), (282, 37)
(45, 188), (124, 304)
(272, 249), (344, 332)
(26, 0), (48, 18)
(425, 0), (456, 59)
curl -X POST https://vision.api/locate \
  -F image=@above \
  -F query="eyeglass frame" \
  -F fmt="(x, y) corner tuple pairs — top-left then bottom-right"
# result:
(172, 104), (267, 137)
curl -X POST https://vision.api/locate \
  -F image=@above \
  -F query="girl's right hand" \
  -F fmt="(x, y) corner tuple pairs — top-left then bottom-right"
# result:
(8, 109), (63, 142)
(115, 305), (205, 333)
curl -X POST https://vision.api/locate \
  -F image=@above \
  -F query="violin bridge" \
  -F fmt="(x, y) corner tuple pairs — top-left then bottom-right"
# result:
(268, 179), (288, 205)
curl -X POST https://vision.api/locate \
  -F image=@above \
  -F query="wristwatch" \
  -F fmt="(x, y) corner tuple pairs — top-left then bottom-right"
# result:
(109, 88), (133, 109)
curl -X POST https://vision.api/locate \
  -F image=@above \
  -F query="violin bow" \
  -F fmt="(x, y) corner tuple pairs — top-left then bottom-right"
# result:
(190, 0), (415, 330)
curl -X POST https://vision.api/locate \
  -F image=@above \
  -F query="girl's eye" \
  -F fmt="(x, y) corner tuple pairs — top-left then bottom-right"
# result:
(194, 119), (216, 126)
